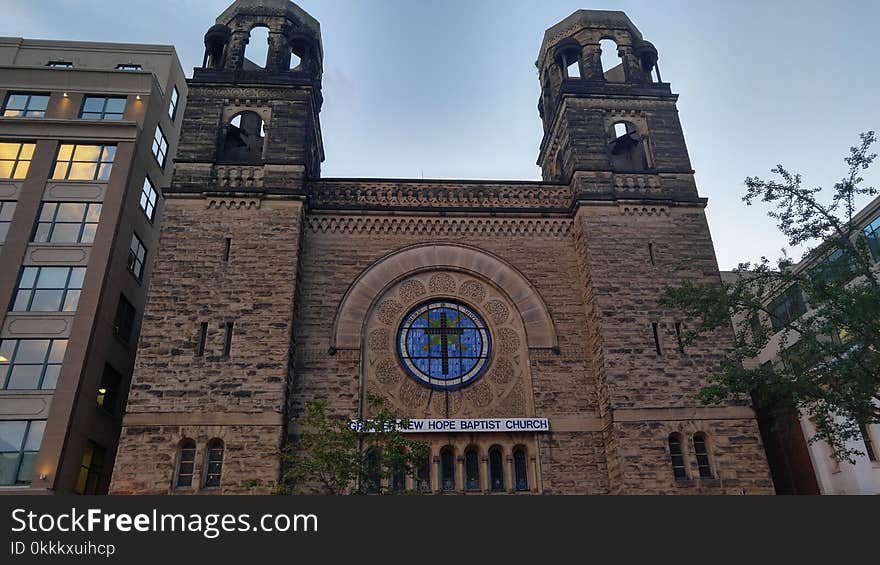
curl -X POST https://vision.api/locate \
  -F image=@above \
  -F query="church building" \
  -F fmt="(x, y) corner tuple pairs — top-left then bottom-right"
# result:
(109, 0), (775, 494)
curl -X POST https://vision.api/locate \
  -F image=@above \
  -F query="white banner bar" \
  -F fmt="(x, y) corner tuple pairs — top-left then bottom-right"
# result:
(349, 417), (550, 433)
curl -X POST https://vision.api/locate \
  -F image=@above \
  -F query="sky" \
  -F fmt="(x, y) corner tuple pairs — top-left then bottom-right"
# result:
(2, 0), (878, 269)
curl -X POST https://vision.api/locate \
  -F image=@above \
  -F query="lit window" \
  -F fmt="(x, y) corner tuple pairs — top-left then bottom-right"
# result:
(80, 97), (126, 120)
(0, 142), (35, 179)
(174, 439), (196, 488)
(693, 434), (713, 478)
(811, 247), (856, 286)
(96, 364), (121, 415)
(52, 144), (115, 181)
(139, 177), (158, 221)
(115, 64), (142, 71)
(668, 434), (687, 480)
(12, 266), (85, 312)
(465, 447), (480, 491)
(46, 61), (72, 68)
(440, 446), (455, 492)
(74, 441), (105, 495)
(168, 86), (179, 121)
(768, 285), (806, 332)
(152, 126), (168, 168)
(864, 214), (880, 262)
(113, 295), (136, 345)
(204, 439), (224, 488)
(33, 202), (102, 244)
(489, 446), (504, 492)
(0, 201), (16, 242)
(3, 93), (50, 118)
(127, 233), (147, 281)
(0, 338), (67, 390)
(513, 447), (529, 491)
(0, 420), (45, 485)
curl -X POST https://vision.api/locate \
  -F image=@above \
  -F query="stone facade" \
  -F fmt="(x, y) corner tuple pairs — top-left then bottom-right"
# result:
(110, 2), (774, 494)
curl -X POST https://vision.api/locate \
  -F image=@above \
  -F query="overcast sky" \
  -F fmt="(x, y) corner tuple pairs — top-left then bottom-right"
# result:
(3, 0), (878, 269)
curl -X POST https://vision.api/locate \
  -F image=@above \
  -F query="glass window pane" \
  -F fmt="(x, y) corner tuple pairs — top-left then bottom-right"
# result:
(36, 268), (68, 288)
(12, 161), (30, 179)
(56, 144), (74, 162)
(0, 202), (16, 221)
(30, 96), (49, 111)
(72, 145), (101, 162)
(82, 98), (105, 113)
(96, 163), (113, 180)
(68, 162), (97, 180)
(12, 290), (32, 311)
(48, 341), (67, 363)
(0, 421), (27, 451)
(105, 98), (126, 113)
(0, 340), (15, 361)
(62, 290), (80, 311)
(102, 146), (116, 161)
(68, 268), (86, 288)
(40, 365), (60, 389)
(7, 365), (42, 389)
(38, 203), (57, 222)
(25, 288), (58, 309)
(19, 267), (38, 288)
(51, 162), (68, 180)
(79, 224), (97, 244)
(0, 143), (21, 159)
(81, 113), (102, 120)
(16, 452), (35, 483)
(15, 340), (49, 363)
(0, 453), (20, 485)
(6, 95), (28, 109)
(85, 204), (102, 222)
(0, 162), (13, 178)
(19, 144), (34, 160)
(56, 203), (85, 222)
(23, 421), (45, 451)
(32, 224), (50, 243)
(48, 224), (80, 243)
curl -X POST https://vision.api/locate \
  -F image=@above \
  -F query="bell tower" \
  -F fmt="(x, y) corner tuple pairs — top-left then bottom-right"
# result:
(176, 0), (324, 186)
(536, 10), (695, 201)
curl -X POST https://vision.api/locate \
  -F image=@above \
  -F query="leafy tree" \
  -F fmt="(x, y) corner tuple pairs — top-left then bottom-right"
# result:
(276, 394), (430, 495)
(660, 131), (879, 462)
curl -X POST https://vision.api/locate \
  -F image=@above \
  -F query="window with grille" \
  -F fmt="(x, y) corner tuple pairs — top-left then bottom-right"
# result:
(0, 339), (67, 390)
(0, 142), (35, 179)
(0, 420), (45, 485)
(139, 177), (158, 221)
(80, 96), (126, 120)
(0, 201), (16, 242)
(127, 233), (147, 281)
(204, 439), (224, 488)
(51, 144), (115, 181)
(152, 126), (168, 168)
(74, 441), (106, 495)
(3, 93), (50, 118)
(33, 202), (102, 244)
(11, 266), (85, 312)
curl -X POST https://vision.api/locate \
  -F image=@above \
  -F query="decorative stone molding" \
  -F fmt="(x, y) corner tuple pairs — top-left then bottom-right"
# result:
(206, 197), (262, 210)
(307, 216), (572, 238)
(332, 243), (558, 350)
(214, 165), (265, 189)
(309, 181), (572, 211)
(618, 203), (669, 216)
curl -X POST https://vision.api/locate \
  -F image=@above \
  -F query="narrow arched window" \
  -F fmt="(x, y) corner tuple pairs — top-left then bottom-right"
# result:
(203, 439), (224, 488)
(244, 26), (270, 69)
(174, 439), (196, 488)
(220, 111), (265, 163)
(668, 434), (687, 480)
(440, 446), (455, 492)
(693, 433), (713, 478)
(365, 448), (381, 493)
(599, 38), (622, 81)
(489, 446), (504, 492)
(464, 447), (480, 491)
(513, 447), (529, 491)
(415, 456), (430, 493)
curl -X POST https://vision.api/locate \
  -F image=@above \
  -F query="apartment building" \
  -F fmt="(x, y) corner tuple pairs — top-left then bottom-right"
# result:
(0, 38), (185, 493)
(723, 196), (880, 495)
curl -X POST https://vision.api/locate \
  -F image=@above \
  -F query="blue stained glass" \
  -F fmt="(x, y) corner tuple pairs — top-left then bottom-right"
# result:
(397, 300), (491, 390)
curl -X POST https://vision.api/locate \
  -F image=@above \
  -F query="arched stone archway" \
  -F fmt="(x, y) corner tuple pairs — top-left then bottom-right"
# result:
(331, 243), (558, 351)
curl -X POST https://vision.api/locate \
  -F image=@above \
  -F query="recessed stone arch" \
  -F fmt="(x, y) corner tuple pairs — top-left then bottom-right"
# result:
(331, 243), (558, 351)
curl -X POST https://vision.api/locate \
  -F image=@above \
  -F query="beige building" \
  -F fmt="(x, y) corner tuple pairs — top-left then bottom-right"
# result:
(0, 38), (186, 493)
(723, 196), (880, 495)
(109, 2), (774, 495)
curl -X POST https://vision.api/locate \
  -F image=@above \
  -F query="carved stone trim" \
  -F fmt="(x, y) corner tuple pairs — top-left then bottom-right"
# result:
(307, 216), (572, 237)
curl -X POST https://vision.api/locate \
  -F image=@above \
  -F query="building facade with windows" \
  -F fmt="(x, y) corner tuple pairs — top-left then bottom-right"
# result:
(109, 1), (774, 495)
(723, 196), (880, 495)
(0, 38), (186, 493)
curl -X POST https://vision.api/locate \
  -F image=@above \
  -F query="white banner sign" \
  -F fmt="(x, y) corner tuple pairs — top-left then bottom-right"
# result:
(349, 418), (550, 433)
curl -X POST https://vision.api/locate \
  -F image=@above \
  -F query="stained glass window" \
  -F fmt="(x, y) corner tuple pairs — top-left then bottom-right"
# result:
(397, 300), (490, 390)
